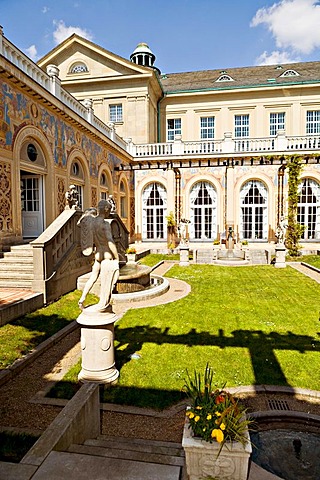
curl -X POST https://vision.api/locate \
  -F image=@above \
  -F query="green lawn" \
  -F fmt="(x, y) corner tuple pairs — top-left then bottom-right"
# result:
(49, 263), (320, 409)
(297, 255), (320, 269)
(0, 291), (92, 368)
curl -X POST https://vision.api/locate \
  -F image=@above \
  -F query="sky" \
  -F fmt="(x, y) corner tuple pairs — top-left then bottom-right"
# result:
(1, 0), (320, 74)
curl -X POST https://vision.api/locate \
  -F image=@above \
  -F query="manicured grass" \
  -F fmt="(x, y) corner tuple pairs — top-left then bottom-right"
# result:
(0, 291), (95, 369)
(139, 253), (180, 267)
(298, 255), (320, 269)
(49, 262), (320, 409)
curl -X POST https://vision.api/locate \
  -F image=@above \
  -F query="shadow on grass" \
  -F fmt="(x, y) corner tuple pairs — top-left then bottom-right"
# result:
(47, 324), (320, 410)
(115, 325), (320, 387)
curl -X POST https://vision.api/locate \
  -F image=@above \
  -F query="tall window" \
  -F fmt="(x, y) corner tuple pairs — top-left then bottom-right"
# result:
(200, 117), (215, 139)
(270, 112), (285, 136)
(306, 111), (320, 135)
(167, 119), (181, 141)
(189, 182), (217, 240)
(119, 181), (127, 218)
(240, 180), (268, 240)
(142, 183), (167, 240)
(70, 159), (84, 209)
(297, 178), (320, 240)
(234, 114), (249, 137)
(109, 104), (123, 122)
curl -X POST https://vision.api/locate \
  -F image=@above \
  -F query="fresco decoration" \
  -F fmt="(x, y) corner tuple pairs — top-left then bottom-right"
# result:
(91, 186), (98, 208)
(0, 78), (118, 177)
(57, 176), (66, 214)
(108, 153), (122, 186)
(0, 162), (13, 232)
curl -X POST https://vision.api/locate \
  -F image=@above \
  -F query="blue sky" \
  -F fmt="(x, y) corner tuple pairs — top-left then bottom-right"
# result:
(1, 0), (320, 73)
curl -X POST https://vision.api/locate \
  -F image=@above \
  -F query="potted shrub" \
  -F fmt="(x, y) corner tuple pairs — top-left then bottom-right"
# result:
(126, 246), (137, 263)
(182, 364), (252, 480)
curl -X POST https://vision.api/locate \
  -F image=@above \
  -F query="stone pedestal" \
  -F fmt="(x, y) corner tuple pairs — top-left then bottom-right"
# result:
(275, 244), (286, 268)
(179, 245), (190, 266)
(77, 306), (119, 384)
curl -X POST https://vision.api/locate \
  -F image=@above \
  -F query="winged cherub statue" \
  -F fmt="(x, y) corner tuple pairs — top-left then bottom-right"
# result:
(77, 199), (119, 312)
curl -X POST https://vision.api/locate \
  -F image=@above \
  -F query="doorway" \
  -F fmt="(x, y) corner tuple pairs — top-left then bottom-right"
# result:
(21, 173), (44, 238)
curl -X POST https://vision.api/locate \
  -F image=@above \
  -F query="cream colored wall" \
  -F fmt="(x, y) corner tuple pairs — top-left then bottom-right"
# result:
(160, 85), (320, 141)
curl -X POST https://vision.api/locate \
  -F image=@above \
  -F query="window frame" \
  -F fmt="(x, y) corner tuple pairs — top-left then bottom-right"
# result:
(109, 104), (123, 123)
(234, 114), (249, 138)
(167, 118), (181, 141)
(269, 112), (285, 136)
(200, 116), (215, 140)
(306, 110), (320, 135)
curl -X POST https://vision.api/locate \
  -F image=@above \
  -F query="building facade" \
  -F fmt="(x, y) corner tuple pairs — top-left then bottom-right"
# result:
(1, 29), (320, 249)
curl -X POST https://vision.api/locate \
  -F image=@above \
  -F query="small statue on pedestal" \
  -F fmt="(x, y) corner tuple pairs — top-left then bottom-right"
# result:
(65, 184), (79, 209)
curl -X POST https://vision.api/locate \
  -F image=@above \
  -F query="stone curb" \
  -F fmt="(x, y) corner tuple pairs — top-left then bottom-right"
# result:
(0, 321), (79, 388)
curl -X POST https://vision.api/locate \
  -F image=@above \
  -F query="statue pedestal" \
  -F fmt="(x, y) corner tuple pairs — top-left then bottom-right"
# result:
(77, 306), (119, 384)
(275, 244), (286, 268)
(179, 244), (190, 266)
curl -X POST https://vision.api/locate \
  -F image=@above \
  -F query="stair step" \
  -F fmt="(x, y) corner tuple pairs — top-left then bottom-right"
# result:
(0, 271), (33, 279)
(68, 443), (185, 467)
(86, 436), (184, 458)
(0, 279), (33, 288)
(0, 263), (33, 270)
(3, 250), (33, 258)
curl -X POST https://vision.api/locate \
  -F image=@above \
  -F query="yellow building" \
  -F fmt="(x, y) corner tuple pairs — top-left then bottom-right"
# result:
(38, 34), (320, 245)
(1, 29), (320, 249)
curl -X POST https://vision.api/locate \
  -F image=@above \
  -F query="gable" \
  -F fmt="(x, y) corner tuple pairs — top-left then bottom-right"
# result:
(38, 35), (150, 82)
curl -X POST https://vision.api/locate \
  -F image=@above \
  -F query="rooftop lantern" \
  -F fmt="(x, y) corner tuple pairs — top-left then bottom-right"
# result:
(130, 42), (161, 74)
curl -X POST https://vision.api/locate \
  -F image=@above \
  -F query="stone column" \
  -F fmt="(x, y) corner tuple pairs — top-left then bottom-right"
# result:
(274, 244), (286, 268)
(77, 307), (119, 384)
(179, 245), (190, 266)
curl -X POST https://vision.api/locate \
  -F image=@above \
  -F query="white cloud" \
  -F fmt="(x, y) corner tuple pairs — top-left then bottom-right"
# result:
(255, 50), (300, 65)
(251, 0), (320, 54)
(52, 20), (93, 45)
(42, 6), (49, 13)
(25, 45), (38, 61)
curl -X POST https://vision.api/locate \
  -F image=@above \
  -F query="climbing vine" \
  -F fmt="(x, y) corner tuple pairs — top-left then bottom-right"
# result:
(286, 156), (304, 257)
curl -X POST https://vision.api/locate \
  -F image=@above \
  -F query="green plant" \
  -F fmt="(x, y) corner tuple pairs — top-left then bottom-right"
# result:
(286, 156), (304, 256)
(183, 364), (252, 452)
(241, 240), (248, 246)
(166, 211), (176, 227)
(126, 247), (137, 254)
(213, 239), (220, 245)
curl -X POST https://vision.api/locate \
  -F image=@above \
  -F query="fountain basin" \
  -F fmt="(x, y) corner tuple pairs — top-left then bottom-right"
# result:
(250, 411), (320, 480)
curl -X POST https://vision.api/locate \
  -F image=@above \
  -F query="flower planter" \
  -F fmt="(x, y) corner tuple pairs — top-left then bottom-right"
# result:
(126, 253), (136, 263)
(182, 417), (252, 480)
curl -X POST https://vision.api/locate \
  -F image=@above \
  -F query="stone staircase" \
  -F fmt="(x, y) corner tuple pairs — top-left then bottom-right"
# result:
(0, 244), (33, 288)
(47, 435), (187, 480)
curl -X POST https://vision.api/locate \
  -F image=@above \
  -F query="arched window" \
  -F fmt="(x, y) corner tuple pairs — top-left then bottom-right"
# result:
(189, 181), (217, 240)
(142, 183), (167, 240)
(297, 178), (320, 240)
(70, 159), (84, 209)
(69, 62), (88, 74)
(240, 180), (268, 240)
(119, 180), (127, 218)
(100, 171), (111, 200)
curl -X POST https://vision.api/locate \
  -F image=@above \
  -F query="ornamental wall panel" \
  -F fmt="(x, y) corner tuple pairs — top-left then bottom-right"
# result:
(0, 161), (12, 233)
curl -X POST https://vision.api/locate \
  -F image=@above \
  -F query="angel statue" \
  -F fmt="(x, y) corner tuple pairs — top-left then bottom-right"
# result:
(275, 216), (288, 244)
(77, 199), (119, 312)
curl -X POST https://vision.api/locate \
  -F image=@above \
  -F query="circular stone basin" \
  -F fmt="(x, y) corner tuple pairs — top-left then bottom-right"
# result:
(116, 263), (152, 293)
(250, 413), (320, 480)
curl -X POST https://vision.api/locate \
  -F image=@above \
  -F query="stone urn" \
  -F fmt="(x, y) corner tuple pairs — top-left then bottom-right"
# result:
(182, 417), (252, 480)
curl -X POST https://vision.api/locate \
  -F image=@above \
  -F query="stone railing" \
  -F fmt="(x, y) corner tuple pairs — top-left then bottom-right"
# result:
(0, 30), (128, 152)
(31, 209), (91, 303)
(131, 132), (320, 159)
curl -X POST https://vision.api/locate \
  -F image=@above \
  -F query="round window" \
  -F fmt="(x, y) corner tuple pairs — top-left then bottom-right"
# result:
(27, 144), (38, 162)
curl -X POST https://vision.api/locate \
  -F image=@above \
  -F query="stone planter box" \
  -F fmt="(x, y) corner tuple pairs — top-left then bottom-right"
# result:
(182, 417), (252, 480)
(126, 253), (136, 263)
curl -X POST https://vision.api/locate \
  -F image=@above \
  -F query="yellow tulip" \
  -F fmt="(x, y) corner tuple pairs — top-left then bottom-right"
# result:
(211, 428), (224, 443)
(207, 414), (212, 420)
(195, 415), (200, 422)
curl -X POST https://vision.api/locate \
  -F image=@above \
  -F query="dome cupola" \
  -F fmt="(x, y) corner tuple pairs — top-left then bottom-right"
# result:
(130, 42), (160, 74)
